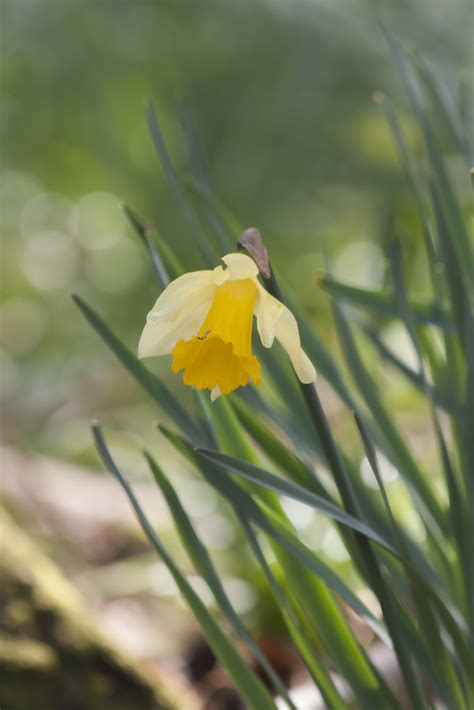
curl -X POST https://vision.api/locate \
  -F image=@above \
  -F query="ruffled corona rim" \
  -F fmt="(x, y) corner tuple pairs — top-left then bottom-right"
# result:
(139, 252), (316, 398)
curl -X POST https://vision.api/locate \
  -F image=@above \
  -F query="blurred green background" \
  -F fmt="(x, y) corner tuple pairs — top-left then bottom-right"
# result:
(0, 1), (472, 703)
(1, 0), (471, 462)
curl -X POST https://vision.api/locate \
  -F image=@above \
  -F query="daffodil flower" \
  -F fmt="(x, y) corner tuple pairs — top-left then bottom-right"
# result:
(139, 253), (316, 400)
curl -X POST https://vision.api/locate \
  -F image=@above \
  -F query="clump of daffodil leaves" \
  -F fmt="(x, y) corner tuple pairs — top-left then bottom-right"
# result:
(138, 252), (316, 400)
(80, 38), (474, 710)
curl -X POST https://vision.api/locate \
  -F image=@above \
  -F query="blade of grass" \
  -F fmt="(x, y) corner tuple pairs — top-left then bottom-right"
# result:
(235, 393), (443, 593)
(373, 91), (439, 285)
(72, 294), (206, 444)
(237, 516), (348, 710)
(264, 276), (436, 709)
(383, 30), (474, 307)
(195, 447), (398, 555)
(252, 489), (471, 673)
(430, 178), (471, 350)
(160, 425), (386, 702)
(268, 254), (470, 680)
(413, 52), (471, 164)
(332, 299), (444, 535)
(92, 423), (278, 710)
(185, 176), (243, 239)
(257, 485), (473, 691)
(199, 396), (386, 701)
(235, 391), (449, 640)
(177, 101), (233, 253)
(355, 412), (470, 709)
(123, 205), (171, 288)
(160, 425), (405, 649)
(144, 450), (297, 710)
(318, 275), (450, 329)
(147, 101), (216, 266)
(389, 235), (469, 610)
(361, 324), (454, 413)
(165, 425), (391, 646)
(196, 443), (457, 617)
(375, 89), (467, 420)
(232, 396), (326, 491)
(123, 203), (184, 281)
(464, 323), (474, 640)
(192, 389), (353, 706)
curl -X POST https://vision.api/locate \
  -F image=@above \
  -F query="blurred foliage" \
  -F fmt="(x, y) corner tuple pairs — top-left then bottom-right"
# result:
(1, 0), (472, 463)
(0, 2), (472, 704)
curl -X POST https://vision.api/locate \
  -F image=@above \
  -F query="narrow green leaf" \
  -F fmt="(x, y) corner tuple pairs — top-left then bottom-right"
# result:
(160, 425), (388, 697)
(144, 451), (296, 710)
(93, 425), (278, 710)
(319, 275), (450, 329)
(375, 88), (467, 408)
(383, 30), (474, 306)
(332, 299), (445, 534)
(414, 53), (471, 164)
(355, 412), (470, 709)
(361, 324), (453, 413)
(374, 91), (439, 284)
(430, 178), (470, 348)
(464, 319), (474, 638)
(123, 204), (170, 288)
(238, 517), (348, 710)
(236, 389), (442, 583)
(72, 294), (205, 444)
(195, 448), (432, 709)
(389, 235), (469, 613)
(232, 396), (324, 490)
(236, 392), (447, 607)
(247, 498), (392, 646)
(185, 176), (243, 239)
(160, 426), (394, 647)
(123, 203), (184, 283)
(177, 101), (233, 254)
(254, 491), (473, 685)
(147, 101), (216, 266)
(167, 421), (470, 687)
(200, 392), (386, 701)
(201, 394), (259, 464)
(195, 447), (398, 555)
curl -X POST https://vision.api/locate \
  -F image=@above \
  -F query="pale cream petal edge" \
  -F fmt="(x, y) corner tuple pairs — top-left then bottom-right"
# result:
(222, 253), (259, 280)
(138, 269), (219, 358)
(145, 269), (217, 322)
(138, 298), (212, 358)
(254, 282), (316, 384)
(143, 254), (253, 327)
(253, 284), (284, 347)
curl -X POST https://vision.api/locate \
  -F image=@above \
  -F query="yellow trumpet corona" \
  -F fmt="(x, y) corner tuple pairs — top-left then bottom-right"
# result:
(139, 253), (316, 399)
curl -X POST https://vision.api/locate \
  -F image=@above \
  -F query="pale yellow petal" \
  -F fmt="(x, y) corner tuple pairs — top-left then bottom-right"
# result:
(221, 253), (259, 280)
(274, 307), (316, 383)
(255, 282), (316, 384)
(254, 283), (284, 347)
(138, 269), (217, 358)
(147, 270), (216, 322)
(212, 264), (230, 286)
(139, 298), (211, 358)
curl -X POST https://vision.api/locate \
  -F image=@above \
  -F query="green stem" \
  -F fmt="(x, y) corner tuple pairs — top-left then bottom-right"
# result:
(265, 270), (427, 709)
